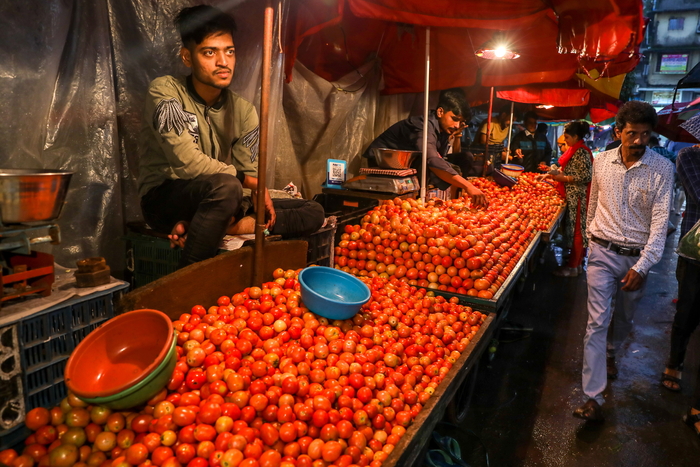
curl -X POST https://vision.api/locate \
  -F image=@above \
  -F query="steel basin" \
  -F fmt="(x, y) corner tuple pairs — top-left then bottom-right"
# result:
(371, 148), (421, 169)
(0, 169), (73, 224)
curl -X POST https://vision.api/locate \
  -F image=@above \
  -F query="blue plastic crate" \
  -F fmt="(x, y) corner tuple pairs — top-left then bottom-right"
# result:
(0, 282), (130, 449)
(19, 307), (71, 347)
(24, 358), (68, 398)
(71, 294), (115, 328)
(26, 380), (67, 412)
(71, 323), (102, 348)
(21, 333), (72, 372)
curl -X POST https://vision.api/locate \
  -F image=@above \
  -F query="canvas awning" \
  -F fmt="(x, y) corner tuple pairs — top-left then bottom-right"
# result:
(284, 0), (644, 95)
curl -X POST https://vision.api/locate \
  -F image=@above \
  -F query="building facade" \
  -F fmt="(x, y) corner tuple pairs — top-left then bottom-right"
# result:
(635, 0), (700, 109)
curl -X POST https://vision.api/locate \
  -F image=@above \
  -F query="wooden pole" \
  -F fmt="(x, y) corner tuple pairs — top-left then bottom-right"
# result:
(420, 27), (430, 202)
(505, 100), (514, 164)
(482, 86), (494, 177)
(254, 0), (274, 285)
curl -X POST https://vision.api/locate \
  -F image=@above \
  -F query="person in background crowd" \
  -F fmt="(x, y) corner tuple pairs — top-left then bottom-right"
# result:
(660, 114), (700, 438)
(362, 88), (487, 206)
(138, 5), (324, 268)
(510, 111), (553, 172)
(605, 123), (621, 151)
(477, 107), (511, 146)
(649, 135), (677, 163)
(573, 101), (674, 422)
(539, 121), (593, 277)
(648, 135), (680, 234)
(557, 134), (568, 154)
(445, 122), (491, 181)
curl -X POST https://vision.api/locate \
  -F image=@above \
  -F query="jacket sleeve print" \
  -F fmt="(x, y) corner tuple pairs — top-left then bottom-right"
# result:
(242, 125), (259, 163)
(153, 98), (199, 144)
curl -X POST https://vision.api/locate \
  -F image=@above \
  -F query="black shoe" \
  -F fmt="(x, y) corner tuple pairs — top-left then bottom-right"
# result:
(607, 356), (618, 380)
(573, 399), (604, 422)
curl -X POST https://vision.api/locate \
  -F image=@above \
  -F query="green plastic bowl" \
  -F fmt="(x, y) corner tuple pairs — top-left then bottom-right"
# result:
(65, 309), (176, 410)
(77, 336), (177, 410)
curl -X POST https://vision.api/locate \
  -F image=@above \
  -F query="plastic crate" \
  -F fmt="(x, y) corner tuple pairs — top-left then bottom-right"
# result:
(0, 282), (129, 449)
(126, 234), (181, 288)
(312, 193), (378, 244)
(312, 193), (379, 220)
(304, 220), (337, 267)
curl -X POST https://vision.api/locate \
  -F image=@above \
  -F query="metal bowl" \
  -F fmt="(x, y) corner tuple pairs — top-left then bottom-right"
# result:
(372, 148), (421, 169)
(0, 169), (73, 224)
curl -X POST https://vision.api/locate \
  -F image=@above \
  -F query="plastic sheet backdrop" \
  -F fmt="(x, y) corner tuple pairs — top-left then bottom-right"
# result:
(0, 0), (122, 270)
(0, 0), (286, 275)
(277, 60), (381, 196)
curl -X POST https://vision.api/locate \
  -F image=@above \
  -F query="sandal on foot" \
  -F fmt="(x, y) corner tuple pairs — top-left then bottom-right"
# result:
(425, 450), (458, 467)
(661, 368), (682, 392)
(573, 399), (604, 422)
(683, 409), (700, 436)
(431, 433), (468, 467)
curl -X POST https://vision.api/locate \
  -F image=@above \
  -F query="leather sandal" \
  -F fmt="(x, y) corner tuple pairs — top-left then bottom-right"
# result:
(683, 409), (700, 436)
(607, 356), (618, 380)
(661, 367), (682, 392)
(573, 399), (604, 422)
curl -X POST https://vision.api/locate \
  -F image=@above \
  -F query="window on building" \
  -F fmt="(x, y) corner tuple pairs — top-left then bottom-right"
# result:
(669, 17), (685, 30)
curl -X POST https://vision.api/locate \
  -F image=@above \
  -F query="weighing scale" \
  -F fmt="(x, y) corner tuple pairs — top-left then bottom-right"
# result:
(342, 168), (420, 195)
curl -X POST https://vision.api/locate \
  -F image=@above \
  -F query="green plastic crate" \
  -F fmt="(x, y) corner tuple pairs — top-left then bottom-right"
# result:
(126, 234), (181, 288)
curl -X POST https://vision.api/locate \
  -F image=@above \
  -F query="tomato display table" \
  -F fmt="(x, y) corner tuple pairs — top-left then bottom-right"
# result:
(381, 312), (496, 467)
(540, 206), (566, 243)
(426, 231), (543, 314)
(116, 254), (499, 467)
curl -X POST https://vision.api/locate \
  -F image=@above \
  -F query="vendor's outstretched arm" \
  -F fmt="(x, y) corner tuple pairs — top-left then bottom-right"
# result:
(241, 175), (276, 229)
(429, 167), (487, 207)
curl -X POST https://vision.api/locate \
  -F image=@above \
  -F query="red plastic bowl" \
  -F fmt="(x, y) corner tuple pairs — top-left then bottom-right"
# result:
(64, 309), (174, 399)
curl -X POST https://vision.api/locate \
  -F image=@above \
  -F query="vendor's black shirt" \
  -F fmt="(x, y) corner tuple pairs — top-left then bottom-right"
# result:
(510, 130), (552, 172)
(362, 112), (457, 190)
(605, 140), (621, 151)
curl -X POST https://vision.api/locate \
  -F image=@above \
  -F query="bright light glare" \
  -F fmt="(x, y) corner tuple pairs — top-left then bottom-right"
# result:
(536, 105), (554, 109)
(494, 47), (507, 58)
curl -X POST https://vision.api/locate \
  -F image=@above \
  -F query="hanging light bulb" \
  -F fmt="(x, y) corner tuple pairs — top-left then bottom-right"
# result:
(475, 34), (520, 60)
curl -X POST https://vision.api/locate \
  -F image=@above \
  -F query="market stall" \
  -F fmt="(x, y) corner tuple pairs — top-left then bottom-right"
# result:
(0, 0), (647, 466)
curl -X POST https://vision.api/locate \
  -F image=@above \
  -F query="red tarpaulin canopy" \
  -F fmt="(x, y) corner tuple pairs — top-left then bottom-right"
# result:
(284, 0), (643, 96)
(656, 100), (700, 143)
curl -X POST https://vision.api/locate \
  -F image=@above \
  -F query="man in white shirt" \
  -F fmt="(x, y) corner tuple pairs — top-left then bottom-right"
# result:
(573, 101), (674, 422)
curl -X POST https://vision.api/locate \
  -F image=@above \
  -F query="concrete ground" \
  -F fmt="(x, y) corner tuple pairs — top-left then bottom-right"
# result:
(457, 214), (700, 467)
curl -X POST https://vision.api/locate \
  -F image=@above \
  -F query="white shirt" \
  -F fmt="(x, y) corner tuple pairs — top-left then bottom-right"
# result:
(586, 147), (674, 275)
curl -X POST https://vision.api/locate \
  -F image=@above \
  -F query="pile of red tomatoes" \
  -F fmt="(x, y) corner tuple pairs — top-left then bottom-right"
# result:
(0, 272), (485, 467)
(334, 175), (564, 298)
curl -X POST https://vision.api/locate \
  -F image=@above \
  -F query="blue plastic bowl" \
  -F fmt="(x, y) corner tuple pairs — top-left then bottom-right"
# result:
(298, 267), (371, 320)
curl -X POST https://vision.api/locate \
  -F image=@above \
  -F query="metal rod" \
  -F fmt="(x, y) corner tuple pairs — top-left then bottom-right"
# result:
(482, 86), (495, 177)
(506, 100), (515, 164)
(254, 0), (274, 286)
(420, 26), (430, 202)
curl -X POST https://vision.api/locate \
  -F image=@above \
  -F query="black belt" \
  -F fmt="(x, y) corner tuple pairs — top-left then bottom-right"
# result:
(591, 236), (642, 257)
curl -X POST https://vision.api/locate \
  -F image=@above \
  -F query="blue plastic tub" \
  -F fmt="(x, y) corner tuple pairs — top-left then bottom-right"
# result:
(298, 267), (371, 320)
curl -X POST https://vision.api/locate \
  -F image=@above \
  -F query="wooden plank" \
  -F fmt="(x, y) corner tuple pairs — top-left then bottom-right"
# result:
(116, 240), (308, 319)
(381, 313), (496, 467)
